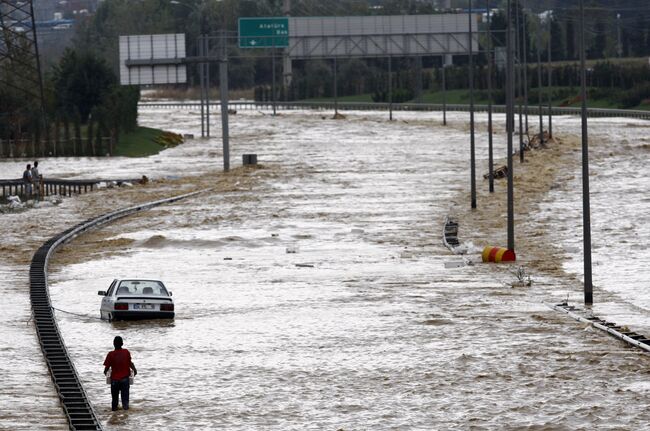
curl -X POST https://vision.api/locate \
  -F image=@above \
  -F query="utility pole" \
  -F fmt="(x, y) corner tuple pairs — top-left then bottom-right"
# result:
(579, 0), (593, 306)
(272, 47), (277, 116)
(441, 58), (447, 126)
(547, 13), (553, 139)
(219, 30), (230, 171)
(522, 0), (529, 134)
(282, 0), (292, 95)
(205, 36), (210, 137)
(388, 56), (393, 121)
(536, 22), (544, 147)
(333, 58), (338, 116)
(516, 1), (524, 163)
(199, 35), (205, 138)
(617, 13), (622, 58)
(469, 0), (476, 209)
(486, 0), (494, 193)
(506, 0), (515, 251)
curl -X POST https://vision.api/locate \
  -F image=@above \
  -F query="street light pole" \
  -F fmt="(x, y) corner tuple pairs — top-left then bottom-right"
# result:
(506, 0), (515, 251)
(617, 13), (622, 58)
(486, 0), (494, 193)
(547, 13), (552, 139)
(441, 59), (447, 126)
(536, 21), (544, 147)
(468, 0), (476, 209)
(516, 1), (524, 163)
(219, 29), (230, 172)
(522, 0), (529, 134)
(579, 0), (593, 306)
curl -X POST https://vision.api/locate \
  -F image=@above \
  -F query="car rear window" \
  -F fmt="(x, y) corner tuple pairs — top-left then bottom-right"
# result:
(116, 280), (169, 296)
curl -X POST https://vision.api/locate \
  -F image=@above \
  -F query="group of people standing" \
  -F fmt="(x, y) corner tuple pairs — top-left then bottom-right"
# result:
(22, 161), (43, 199)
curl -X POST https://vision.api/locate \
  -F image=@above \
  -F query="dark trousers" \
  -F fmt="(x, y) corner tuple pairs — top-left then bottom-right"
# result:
(111, 377), (130, 410)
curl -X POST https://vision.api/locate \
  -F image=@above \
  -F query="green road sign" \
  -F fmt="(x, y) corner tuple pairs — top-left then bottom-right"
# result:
(238, 17), (289, 48)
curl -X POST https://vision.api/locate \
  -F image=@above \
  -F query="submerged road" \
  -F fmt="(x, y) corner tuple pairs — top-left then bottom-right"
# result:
(2, 109), (650, 429)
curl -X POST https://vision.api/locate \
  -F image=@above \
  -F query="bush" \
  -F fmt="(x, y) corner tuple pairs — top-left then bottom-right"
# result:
(617, 83), (650, 108)
(371, 88), (414, 103)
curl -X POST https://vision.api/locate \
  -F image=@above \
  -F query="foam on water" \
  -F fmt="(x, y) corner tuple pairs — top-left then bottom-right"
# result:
(3, 108), (650, 429)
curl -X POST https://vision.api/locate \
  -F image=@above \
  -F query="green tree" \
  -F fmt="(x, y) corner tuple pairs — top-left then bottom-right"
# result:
(52, 49), (116, 124)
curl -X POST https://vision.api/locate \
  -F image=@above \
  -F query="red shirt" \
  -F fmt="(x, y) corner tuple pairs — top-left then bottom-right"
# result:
(104, 349), (132, 381)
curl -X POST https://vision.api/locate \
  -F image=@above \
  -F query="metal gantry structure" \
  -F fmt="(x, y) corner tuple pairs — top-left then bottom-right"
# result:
(0, 0), (46, 121)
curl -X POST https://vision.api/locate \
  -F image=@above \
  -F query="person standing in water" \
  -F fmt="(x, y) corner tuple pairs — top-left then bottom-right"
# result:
(22, 164), (33, 198)
(103, 336), (137, 411)
(31, 161), (41, 200)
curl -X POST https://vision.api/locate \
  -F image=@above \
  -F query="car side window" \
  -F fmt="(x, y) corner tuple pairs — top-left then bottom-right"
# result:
(107, 280), (117, 296)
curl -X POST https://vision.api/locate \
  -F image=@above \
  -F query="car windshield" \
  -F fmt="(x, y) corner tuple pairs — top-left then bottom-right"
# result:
(116, 280), (169, 296)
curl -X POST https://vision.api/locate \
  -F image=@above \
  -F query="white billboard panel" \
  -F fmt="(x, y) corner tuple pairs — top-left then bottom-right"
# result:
(119, 34), (186, 85)
(287, 14), (478, 59)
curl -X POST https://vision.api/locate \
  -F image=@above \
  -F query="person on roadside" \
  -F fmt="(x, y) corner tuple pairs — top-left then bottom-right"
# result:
(31, 161), (41, 200)
(22, 163), (33, 198)
(103, 336), (137, 411)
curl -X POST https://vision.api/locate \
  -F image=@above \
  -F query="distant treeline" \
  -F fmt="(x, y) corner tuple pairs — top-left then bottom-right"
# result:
(253, 58), (650, 108)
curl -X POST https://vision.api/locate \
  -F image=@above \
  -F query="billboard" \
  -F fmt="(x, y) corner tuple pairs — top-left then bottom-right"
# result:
(119, 34), (186, 85)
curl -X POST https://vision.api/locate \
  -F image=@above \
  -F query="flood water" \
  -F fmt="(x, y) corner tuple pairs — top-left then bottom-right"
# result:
(2, 107), (650, 429)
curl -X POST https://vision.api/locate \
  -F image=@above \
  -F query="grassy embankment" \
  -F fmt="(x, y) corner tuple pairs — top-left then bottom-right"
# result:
(114, 126), (183, 157)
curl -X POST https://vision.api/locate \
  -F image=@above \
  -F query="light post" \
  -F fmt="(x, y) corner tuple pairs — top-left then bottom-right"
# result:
(579, 0), (593, 306)
(506, 0), (515, 251)
(547, 11), (553, 139)
(170, 0), (209, 137)
(486, 0), (494, 193)
(616, 13), (622, 58)
(468, 0), (476, 209)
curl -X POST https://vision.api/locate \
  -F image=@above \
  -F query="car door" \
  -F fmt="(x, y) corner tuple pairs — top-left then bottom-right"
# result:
(102, 280), (117, 314)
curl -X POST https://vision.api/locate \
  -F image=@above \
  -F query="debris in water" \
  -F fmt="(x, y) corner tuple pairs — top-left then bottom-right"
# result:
(483, 165), (508, 180)
(510, 266), (532, 287)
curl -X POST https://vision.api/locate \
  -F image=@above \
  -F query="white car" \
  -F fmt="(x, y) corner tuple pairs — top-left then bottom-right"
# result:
(98, 279), (174, 321)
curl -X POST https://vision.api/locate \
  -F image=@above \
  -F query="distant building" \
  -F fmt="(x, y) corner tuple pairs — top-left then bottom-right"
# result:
(33, 0), (56, 21)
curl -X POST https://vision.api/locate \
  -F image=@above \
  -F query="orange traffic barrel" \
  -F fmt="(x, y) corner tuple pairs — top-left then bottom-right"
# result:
(482, 246), (516, 263)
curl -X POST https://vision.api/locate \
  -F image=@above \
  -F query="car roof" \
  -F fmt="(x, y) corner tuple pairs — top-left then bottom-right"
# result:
(117, 279), (164, 283)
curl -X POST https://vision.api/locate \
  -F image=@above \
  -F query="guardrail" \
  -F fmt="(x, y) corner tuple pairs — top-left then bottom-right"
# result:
(139, 100), (650, 120)
(1, 177), (147, 199)
(30, 189), (203, 430)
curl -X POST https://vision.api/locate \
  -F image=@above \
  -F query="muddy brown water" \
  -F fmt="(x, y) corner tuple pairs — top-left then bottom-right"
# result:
(2, 109), (650, 429)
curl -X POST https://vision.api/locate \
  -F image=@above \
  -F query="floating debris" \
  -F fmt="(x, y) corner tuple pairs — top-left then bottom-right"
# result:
(483, 165), (508, 180)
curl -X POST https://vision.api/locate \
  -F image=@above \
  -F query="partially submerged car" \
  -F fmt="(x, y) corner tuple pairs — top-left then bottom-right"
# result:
(98, 279), (174, 321)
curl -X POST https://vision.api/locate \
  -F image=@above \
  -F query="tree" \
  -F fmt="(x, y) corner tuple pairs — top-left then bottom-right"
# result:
(588, 21), (607, 59)
(565, 20), (576, 60)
